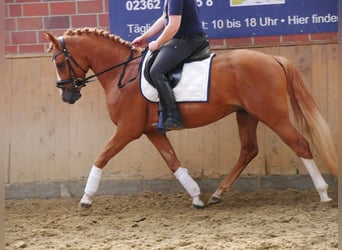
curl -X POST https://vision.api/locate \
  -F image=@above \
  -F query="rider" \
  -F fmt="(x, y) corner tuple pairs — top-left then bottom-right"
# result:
(132, 0), (207, 130)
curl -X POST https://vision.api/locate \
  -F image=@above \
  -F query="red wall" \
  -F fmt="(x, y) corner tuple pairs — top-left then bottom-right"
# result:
(5, 0), (337, 55)
(5, 0), (109, 54)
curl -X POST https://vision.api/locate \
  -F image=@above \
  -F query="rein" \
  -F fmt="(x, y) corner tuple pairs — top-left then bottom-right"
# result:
(52, 36), (143, 89)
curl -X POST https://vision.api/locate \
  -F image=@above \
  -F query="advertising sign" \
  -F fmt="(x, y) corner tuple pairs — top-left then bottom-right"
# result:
(109, 0), (338, 40)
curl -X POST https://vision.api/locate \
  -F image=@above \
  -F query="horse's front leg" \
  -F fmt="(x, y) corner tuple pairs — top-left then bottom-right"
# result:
(80, 129), (141, 208)
(146, 132), (205, 209)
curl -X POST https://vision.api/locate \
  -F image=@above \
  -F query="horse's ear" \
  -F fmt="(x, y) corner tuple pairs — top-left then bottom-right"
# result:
(45, 33), (61, 52)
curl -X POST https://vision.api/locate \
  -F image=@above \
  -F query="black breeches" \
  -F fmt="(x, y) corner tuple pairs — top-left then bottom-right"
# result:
(149, 36), (206, 84)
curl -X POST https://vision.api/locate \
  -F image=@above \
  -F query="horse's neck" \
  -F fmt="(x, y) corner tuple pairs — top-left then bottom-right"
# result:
(86, 43), (138, 88)
(87, 44), (129, 74)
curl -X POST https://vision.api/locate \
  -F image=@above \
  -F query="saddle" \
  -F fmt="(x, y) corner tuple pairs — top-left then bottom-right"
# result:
(143, 40), (211, 88)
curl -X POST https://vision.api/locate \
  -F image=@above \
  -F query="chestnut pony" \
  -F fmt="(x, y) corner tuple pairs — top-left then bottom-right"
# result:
(46, 28), (337, 208)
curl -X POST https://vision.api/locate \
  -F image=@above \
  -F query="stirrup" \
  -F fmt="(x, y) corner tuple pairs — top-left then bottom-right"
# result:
(163, 117), (183, 130)
(152, 110), (167, 134)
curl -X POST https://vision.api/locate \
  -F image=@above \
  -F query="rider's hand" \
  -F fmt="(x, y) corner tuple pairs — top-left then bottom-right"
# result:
(148, 40), (160, 52)
(131, 36), (147, 47)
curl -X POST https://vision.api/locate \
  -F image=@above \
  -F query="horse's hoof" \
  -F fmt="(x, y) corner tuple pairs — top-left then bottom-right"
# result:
(80, 193), (92, 208)
(318, 189), (332, 202)
(80, 202), (92, 208)
(207, 195), (221, 206)
(193, 203), (205, 209)
(320, 197), (332, 203)
(192, 196), (205, 209)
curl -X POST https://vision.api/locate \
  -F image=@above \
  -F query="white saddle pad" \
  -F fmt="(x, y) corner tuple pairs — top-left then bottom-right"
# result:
(140, 51), (216, 103)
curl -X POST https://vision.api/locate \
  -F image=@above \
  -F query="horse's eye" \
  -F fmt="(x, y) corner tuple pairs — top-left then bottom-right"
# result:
(56, 62), (65, 70)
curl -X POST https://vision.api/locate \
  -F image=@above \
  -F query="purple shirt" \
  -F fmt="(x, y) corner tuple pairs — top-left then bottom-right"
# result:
(164, 0), (204, 37)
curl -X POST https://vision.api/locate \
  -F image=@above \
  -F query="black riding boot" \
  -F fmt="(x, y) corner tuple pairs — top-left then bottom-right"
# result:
(154, 80), (183, 130)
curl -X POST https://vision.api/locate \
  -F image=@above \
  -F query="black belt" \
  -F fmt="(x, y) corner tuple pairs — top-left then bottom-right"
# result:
(174, 32), (206, 39)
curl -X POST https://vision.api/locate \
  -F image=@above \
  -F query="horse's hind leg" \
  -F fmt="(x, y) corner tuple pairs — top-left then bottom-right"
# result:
(146, 131), (205, 208)
(208, 111), (259, 205)
(301, 158), (331, 202)
(267, 121), (331, 202)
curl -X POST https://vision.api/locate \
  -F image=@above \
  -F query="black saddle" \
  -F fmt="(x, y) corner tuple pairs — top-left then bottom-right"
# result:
(143, 40), (211, 88)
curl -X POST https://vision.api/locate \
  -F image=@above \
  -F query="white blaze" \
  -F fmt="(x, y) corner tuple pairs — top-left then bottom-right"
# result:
(52, 60), (63, 96)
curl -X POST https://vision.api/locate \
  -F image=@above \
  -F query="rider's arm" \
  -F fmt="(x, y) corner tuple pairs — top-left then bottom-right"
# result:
(143, 14), (166, 40)
(153, 15), (181, 48)
(132, 14), (166, 47)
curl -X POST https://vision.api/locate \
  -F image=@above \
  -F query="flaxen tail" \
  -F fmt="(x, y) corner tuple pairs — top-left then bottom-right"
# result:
(274, 56), (338, 177)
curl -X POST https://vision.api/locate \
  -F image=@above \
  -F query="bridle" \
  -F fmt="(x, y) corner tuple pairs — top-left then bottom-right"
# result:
(51, 36), (143, 90)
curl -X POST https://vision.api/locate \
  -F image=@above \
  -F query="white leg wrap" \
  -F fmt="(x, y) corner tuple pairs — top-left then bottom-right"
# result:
(301, 158), (331, 202)
(174, 167), (200, 197)
(80, 165), (103, 207)
(174, 167), (204, 208)
(84, 165), (103, 196)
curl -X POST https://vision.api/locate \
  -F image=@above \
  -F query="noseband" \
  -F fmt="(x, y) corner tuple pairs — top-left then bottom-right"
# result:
(51, 37), (143, 90)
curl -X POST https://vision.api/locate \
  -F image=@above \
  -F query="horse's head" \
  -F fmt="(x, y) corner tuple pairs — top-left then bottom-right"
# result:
(45, 32), (90, 104)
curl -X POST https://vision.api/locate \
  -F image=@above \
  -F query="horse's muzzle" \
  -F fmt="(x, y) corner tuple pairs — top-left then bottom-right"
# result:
(61, 88), (82, 104)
